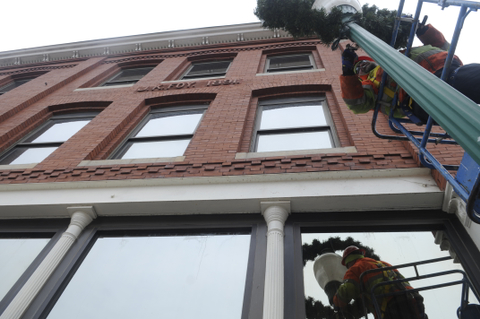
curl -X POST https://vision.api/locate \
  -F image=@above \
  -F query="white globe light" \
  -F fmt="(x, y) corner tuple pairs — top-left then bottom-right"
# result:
(312, 0), (362, 14)
(313, 252), (347, 289)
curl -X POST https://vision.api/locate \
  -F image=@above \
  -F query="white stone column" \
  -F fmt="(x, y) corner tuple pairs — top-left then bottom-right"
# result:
(1, 207), (96, 319)
(261, 201), (290, 319)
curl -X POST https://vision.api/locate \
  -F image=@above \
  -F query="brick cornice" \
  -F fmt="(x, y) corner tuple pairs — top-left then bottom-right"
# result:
(103, 41), (321, 64)
(0, 64), (76, 76)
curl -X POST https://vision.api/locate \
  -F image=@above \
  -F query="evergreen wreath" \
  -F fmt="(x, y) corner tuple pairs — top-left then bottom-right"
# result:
(254, 0), (412, 49)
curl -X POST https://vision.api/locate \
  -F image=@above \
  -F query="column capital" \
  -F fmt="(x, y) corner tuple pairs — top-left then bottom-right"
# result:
(261, 201), (290, 225)
(66, 206), (97, 238)
(67, 206), (97, 220)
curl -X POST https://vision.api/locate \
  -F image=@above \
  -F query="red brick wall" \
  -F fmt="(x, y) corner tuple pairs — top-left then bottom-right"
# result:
(0, 39), (463, 185)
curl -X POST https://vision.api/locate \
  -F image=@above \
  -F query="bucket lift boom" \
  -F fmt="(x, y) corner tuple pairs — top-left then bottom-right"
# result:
(340, 0), (480, 223)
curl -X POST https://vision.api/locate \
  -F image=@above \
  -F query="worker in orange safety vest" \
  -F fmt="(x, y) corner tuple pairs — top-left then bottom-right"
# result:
(333, 246), (427, 319)
(340, 23), (480, 124)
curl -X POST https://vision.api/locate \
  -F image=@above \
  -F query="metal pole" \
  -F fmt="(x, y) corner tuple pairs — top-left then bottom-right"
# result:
(439, 5), (469, 80)
(423, 0), (480, 9)
(405, 0), (424, 57)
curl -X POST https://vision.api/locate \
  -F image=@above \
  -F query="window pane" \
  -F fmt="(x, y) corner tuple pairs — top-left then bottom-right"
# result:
(121, 139), (191, 159)
(302, 232), (479, 319)
(136, 113), (203, 137)
(107, 67), (154, 85)
(0, 77), (35, 94)
(260, 104), (327, 130)
(0, 238), (50, 300)
(187, 61), (230, 76)
(47, 234), (251, 319)
(29, 120), (90, 143)
(7, 147), (58, 165)
(257, 131), (332, 152)
(269, 55), (312, 70)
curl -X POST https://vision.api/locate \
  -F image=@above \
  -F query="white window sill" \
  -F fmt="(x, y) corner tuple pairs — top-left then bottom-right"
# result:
(78, 156), (186, 166)
(256, 68), (325, 76)
(74, 83), (135, 92)
(0, 163), (38, 170)
(235, 146), (357, 160)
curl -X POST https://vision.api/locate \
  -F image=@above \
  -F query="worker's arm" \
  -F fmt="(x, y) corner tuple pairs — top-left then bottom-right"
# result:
(340, 75), (377, 114)
(340, 47), (377, 114)
(333, 279), (362, 308)
(416, 24), (450, 51)
(333, 265), (364, 308)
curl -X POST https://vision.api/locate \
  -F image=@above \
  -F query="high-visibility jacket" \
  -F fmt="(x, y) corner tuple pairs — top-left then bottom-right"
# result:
(413, 24), (462, 75)
(340, 66), (405, 118)
(340, 24), (462, 117)
(333, 257), (413, 318)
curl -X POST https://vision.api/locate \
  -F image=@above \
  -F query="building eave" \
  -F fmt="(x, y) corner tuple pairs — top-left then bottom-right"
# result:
(0, 22), (291, 68)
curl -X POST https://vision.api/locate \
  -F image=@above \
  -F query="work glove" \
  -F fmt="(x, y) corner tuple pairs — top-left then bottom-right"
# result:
(342, 48), (357, 76)
(416, 16), (429, 36)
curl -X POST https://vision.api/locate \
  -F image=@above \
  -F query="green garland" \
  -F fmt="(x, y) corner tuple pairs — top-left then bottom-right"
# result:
(302, 236), (380, 265)
(254, 0), (412, 49)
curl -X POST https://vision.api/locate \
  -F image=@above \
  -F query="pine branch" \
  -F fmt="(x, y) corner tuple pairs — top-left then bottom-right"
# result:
(255, 1), (411, 49)
(302, 236), (381, 265)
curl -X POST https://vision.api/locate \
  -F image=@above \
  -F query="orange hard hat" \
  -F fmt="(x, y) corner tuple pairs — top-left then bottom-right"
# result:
(354, 56), (377, 76)
(341, 245), (366, 266)
(356, 56), (374, 62)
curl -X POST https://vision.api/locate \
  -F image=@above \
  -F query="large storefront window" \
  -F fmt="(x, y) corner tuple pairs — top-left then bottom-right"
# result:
(46, 233), (251, 319)
(301, 232), (479, 319)
(0, 238), (50, 301)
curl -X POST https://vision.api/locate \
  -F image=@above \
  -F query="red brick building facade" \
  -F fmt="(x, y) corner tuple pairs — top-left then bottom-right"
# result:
(0, 23), (477, 319)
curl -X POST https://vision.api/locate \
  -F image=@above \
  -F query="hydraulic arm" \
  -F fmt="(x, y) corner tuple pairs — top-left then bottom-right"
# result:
(342, 0), (480, 222)
(346, 13), (480, 167)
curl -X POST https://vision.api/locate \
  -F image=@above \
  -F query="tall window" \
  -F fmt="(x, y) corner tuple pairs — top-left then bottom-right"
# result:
(45, 232), (251, 319)
(112, 105), (206, 159)
(0, 238), (50, 301)
(181, 60), (232, 80)
(265, 54), (315, 73)
(101, 66), (155, 87)
(0, 113), (97, 165)
(253, 97), (337, 152)
(0, 77), (37, 95)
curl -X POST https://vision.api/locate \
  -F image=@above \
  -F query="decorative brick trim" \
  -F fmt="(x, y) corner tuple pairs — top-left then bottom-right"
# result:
(0, 64), (76, 76)
(0, 152), (419, 184)
(103, 41), (321, 65)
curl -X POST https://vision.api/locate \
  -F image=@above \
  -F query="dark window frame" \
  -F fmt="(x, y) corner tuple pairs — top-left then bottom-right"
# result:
(0, 112), (99, 165)
(0, 77), (36, 95)
(181, 60), (232, 80)
(101, 66), (156, 87)
(0, 72), (45, 96)
(0, 219), (68, 315)
(251, 96), (339, 152)
(18, 214), (267, 319)
(110, 104), (208, 159)
(265, 53), (315, 73)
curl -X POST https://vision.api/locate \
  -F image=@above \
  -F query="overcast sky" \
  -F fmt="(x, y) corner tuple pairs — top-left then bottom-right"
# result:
(1, 0), (478, 64)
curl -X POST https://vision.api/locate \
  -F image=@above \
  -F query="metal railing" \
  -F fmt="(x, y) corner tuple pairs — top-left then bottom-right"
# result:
(358, 256), (479, 319)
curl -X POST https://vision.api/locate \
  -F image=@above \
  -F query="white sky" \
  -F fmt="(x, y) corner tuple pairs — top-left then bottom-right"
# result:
(1, 0), (478, 64)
